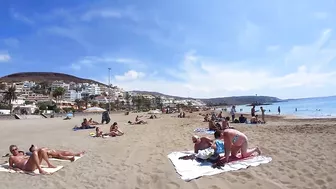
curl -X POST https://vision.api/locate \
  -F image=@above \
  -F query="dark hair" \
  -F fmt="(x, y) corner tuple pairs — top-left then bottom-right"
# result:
(113, 122), (117, 126)
(29, 145), (35, 152)
(96, 127), (99, 132)
(214, 130), (222, 139)
(225, 116), (230, 121)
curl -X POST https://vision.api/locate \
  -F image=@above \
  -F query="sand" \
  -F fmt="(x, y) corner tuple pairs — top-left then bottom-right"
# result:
(0, 112), (335, 189)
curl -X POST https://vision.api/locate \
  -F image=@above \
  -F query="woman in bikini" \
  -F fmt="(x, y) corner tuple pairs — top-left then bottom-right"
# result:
(29, 145), (85, 162)
(222, 129), (261, 164)
(89, 118), (100, 125)
(109, 122), (124, 137)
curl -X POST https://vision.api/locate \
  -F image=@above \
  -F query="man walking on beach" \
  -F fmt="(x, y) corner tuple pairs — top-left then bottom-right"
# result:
(251, 105), (256, 117)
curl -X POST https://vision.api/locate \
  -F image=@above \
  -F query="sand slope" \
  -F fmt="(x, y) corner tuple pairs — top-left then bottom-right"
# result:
(0, 112), (335, 189)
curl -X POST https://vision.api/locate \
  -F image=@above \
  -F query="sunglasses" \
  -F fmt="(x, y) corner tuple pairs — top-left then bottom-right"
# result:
(11, 148), (18, 151)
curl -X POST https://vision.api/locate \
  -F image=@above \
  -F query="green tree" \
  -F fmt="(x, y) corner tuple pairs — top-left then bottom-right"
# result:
(155, 96), (163, 110)
(75, 99), (83, 110)
(3, 85), (17, 114)
(125, 92), (131, 110)
(82, 96), (90, 109)
(52, 87), (65, 104)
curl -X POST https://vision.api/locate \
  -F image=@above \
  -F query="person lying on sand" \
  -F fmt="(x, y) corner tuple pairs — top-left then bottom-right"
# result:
(193, 135), (213, 153)
(213, 129), (261, 166)
(128, 116), (148, 124)
(149, 115), (157, 119)
(89, 118), (100, 125)
(29, 145), (85, 162)
(109, 122), (124, 137)
(73, 118), (96, 130)
(8, 145), (56, 174)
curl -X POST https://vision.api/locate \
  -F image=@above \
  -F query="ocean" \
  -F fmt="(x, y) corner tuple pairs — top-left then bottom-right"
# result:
(223, 96), (336, 118)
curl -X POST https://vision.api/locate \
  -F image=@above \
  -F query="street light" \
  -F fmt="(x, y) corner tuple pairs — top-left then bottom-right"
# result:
(108, 68), (111, 113)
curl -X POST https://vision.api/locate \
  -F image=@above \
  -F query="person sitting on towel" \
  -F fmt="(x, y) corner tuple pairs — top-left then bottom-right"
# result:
(219, 129), (261, 165)
(208, 130), (226, 162)
(192, 135), (213, 154)
(209, 120), (219, 131)
(129, 115), (147, 124)
(109, 122), (124, 137)
(222, 117), (235, 130)
(88, 118), (100, 125)
(8, 145), (56, 174)
(29, 145), (85, 162)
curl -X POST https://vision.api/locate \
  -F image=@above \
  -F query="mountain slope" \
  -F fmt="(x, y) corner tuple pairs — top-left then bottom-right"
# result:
(0, 72), (107, 86)
(132, 90), (281, 105)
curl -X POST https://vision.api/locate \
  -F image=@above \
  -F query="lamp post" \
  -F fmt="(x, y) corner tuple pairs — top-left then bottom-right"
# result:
(108, 68), (111, 113)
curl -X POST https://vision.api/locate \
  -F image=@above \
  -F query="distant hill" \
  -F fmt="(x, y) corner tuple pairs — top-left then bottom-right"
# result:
(132, 90), (281, 105)
(0, 72), (107, 86)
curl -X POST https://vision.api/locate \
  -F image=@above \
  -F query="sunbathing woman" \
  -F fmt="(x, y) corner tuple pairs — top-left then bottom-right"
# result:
(29, 145), (85, 162)
(109, 122), (124, 137)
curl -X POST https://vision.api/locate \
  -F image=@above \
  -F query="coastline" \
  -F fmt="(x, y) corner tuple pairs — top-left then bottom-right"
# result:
(1, 110), (336, 188)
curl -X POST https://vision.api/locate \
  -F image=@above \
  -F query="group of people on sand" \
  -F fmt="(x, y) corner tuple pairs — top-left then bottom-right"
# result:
(128, 115), (148, 125)
(7, 144), (84, 174)
(181, 129), (261, 167)
(74, 118), (101, 130)
(251, 105), (266, 124)
(177, 112), (186, 118)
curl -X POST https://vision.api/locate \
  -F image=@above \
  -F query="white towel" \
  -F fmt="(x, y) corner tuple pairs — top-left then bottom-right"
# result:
(167, 151), (272, 181)
(0, 163), (63, 175)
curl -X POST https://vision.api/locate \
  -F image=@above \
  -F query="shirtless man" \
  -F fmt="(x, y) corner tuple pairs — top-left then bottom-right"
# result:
(192, 135), (213, 153)
(208, 120), (217, 131)
(222, 129), (261, 163)
(8, 145), (55, 174)
(29, 145), (85, 162)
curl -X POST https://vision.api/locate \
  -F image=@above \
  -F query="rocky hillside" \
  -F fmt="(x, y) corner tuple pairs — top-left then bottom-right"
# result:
(132, 91), (281, 105)
(0, 72), (107, 86)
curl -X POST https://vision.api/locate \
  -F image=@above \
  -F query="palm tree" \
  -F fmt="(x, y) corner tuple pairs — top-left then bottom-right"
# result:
(75, 99), (83, 110)
(125, 92), (131, 110)
(3, 85), (17, 114)
(52, 87), (65, 104)
(82, 96), (90, 109)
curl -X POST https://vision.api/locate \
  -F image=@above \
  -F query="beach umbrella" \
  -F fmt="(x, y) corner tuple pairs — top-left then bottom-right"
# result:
(83, 107), (106, 113)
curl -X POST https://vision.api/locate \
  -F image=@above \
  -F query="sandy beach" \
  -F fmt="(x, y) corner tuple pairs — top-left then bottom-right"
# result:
(0, 112), (335, 189)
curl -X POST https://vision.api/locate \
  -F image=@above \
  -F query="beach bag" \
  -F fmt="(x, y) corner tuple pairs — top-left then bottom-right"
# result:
(195, 148), (214, 160)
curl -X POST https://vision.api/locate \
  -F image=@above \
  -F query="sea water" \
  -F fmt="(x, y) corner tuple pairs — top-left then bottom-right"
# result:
(222, 96), (336, 118)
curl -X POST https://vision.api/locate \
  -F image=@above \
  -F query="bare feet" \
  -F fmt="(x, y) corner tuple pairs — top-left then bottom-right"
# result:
(70, 156), (75, 162)
(39, 169), (49, 175)
(47, 164), (57, 168)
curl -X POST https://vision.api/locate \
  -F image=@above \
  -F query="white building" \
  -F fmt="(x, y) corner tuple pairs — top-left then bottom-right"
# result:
(64, 90), (82, 102)
(87, 84), (101, 95)
(51, 81), (70, 91)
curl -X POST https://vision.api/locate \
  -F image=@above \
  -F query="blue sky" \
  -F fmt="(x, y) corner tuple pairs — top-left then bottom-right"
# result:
(1, 0), (336, 99)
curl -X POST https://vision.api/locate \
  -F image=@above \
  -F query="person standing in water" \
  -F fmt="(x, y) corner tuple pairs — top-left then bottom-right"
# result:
(278, 106), (281, 115)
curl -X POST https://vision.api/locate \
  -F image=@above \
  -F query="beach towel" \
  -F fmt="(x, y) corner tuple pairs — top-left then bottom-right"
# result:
(0, 163), (63, 175)
(168, 151), (272, 181)
(194, 128), (215, 135)
(49, 155), (83, 162)
(89, 132), (110, 138)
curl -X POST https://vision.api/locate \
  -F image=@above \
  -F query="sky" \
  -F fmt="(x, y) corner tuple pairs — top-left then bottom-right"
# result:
(1, 0), (336, 99)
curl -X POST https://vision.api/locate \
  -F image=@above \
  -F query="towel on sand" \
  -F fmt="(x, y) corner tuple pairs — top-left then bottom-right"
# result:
(0, 163), (63, 175)
(168, 151), (272, 181)
(194, 128), (215, 135)
(89, 132), (110, 138)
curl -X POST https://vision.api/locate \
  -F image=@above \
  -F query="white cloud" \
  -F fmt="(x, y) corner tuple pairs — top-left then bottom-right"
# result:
(70, 56), (144, 70)
(10, 9), (34, 25)
(111, 30), (336, 99)
(0, 52), (11, 62)
(114, 70), (145, 81)
(284, 29), (336, 71)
